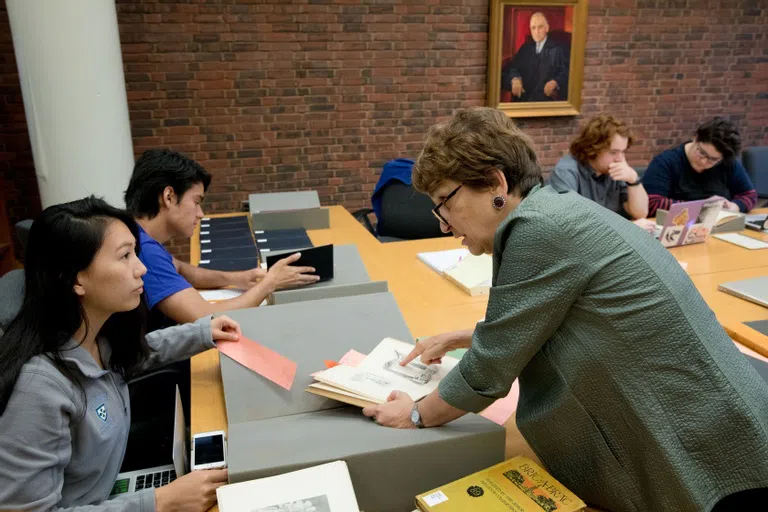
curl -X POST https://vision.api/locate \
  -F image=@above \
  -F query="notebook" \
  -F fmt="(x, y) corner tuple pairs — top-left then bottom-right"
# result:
(417, 249), (492, 296)
(265, 244), (334, 282)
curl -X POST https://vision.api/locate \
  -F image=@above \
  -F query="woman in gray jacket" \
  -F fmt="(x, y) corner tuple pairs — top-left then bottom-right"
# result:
(0, 197), (240, 511)
(364, 108), (768, 511)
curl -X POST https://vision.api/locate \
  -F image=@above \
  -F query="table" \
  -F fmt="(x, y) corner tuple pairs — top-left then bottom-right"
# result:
(190, 206), (767, 510)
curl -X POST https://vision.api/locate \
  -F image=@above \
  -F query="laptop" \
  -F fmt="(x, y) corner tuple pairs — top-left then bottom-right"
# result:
(109, 385), (187, 497)
(745, 213), (768, 232)
(654, 198), (723, 248)
(717, 276), (768, 309)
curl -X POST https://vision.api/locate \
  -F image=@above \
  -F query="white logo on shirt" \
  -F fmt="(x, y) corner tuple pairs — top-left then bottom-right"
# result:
(95, 403), (108, 423)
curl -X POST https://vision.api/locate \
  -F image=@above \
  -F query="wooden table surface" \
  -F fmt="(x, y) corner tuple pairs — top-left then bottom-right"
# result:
(190, 206), (767, 510)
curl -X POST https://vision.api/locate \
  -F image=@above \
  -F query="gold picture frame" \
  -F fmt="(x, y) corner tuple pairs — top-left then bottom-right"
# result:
(487, 0), (588, 118)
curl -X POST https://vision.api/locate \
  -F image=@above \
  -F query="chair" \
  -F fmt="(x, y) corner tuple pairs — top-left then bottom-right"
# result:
(742, 147), (768, 208)
(353, 181), (449, 242)
(0, 269), (24, 337)
(14, 219), (33, 256)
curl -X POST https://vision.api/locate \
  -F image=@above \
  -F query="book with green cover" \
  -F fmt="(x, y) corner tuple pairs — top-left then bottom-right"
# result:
(415, 456), (585, 512)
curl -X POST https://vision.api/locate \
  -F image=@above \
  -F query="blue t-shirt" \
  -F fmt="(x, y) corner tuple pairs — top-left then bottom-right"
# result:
(137, 225), (192, 311)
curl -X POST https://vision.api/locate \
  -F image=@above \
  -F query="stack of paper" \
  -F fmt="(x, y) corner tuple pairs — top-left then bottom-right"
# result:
(216, 461), (360, 512)
(306, 338), (459, 408)
(417, 249), (493, 296)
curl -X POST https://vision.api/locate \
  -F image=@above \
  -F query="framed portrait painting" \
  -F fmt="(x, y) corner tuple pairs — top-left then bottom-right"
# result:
(487, 0), (588, 118)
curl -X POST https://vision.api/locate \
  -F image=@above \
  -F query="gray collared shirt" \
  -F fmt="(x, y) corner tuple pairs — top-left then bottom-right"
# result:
(0, 317), (215, 511)
(550, 154), (628, 215)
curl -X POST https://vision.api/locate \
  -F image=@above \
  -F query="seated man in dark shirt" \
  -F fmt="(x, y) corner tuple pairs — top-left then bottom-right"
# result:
(643, 117), (757, 216)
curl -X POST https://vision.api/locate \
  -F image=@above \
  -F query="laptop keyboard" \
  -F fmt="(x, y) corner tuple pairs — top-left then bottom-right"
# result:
(135, 469), (177, 490)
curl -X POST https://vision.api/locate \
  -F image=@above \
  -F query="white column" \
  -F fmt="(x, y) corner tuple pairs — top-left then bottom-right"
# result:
(7, 0), (134, 208)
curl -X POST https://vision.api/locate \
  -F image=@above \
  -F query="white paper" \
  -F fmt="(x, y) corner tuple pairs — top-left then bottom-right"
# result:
(216, 461), (359, 512)
(417, 249), (470, 273)
(716, 211), (741, 224)
(199, 289), (245, 302)
(444, 254), (493, 289)
(422, 490), (449, 507)
(713, 233), (768, 250)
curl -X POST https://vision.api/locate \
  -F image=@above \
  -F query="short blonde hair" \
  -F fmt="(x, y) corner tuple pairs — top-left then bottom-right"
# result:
(412, 107), (542, 196)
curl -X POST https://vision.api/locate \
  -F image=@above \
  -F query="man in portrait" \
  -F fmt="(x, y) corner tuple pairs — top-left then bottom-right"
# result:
(501, 12), (570, 102)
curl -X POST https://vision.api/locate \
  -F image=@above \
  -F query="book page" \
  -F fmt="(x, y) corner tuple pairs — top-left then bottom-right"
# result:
(417, 248), (470, 273)
(314, 338), (459, 403)
(216, 461), (359, 512)
(444, 254), (492, 289)
(199, 288), (245, 302)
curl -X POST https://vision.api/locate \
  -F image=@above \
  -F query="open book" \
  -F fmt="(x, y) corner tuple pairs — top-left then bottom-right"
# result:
(307, 338), (459, 408)
(417, 249), (492, 296)
(216, 461), (360, 512)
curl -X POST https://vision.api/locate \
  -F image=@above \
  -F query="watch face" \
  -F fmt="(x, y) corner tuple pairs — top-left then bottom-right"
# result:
(410, 408), (420, 424)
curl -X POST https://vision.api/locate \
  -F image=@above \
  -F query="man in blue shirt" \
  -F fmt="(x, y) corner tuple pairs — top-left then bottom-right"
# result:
(643, 117), (757, 216)
(125, 149), (319, 326)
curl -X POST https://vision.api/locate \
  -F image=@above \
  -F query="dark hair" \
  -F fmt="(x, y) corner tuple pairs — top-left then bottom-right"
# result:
(570, 115), (634, 164)
(695, 117), (741, 160)
(124, 149), (212, 218)
(412, 107), (542, 197)
(0, 196), (150, 415)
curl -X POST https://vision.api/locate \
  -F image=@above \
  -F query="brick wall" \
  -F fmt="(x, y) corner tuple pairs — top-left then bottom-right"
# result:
(1, 0), (767, 259)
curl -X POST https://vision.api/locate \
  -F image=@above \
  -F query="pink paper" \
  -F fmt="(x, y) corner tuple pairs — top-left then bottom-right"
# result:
(736, 341), (768, 363)
(338, 349), (366, 367)
(480, 379), (520, 425)
(217, 336), (297, 391)
(311, 349), (367, 377)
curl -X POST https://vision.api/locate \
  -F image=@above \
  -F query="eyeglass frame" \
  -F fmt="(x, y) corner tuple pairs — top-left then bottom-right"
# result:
(431, 184), (463, 226)
(693, 141), (722, 165)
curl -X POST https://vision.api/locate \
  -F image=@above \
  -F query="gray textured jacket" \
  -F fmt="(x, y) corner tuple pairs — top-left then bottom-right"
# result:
(0, 316), (215, 511)
(439, 185), (768, 511)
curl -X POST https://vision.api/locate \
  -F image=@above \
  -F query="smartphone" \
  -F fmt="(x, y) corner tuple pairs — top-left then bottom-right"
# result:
(191, 430), (227, 471)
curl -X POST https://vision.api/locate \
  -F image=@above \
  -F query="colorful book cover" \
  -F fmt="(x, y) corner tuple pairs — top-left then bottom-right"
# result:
(415, 457), (585, 512)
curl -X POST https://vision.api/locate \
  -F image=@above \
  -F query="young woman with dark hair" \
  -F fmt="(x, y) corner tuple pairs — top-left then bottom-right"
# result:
(0, 196), (240, 511)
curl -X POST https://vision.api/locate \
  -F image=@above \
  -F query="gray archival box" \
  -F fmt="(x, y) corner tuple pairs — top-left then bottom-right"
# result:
(270, 244), (388, 305)
(248, 190), (331, 230)
(219, 292), (505, 511)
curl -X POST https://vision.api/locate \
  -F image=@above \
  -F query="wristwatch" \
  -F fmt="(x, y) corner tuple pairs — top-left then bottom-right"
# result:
(627, 179), (642, 187)
(410, 402), (425, 429)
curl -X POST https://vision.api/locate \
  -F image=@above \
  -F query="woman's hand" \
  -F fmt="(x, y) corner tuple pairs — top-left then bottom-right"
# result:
(211, 315), (241, 342)
(400, 330), (472, 366)
(155, 469), (228, 512)
(362, 391), (415, 429)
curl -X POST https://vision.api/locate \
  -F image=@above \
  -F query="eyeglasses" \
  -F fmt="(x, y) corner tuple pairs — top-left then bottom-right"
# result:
(694, 142), (722, 164)
(431, 185), (462, 226)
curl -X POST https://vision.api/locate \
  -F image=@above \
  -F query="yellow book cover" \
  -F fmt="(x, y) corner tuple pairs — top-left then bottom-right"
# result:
(415, 457), (585, 512)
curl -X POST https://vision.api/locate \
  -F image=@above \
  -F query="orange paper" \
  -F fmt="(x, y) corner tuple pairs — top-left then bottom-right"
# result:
(323, 360), (340, 369)
(217, 336), (297, 391)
